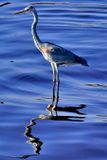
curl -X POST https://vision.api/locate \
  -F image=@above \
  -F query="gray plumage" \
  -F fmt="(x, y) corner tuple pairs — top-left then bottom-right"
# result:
(15, 6), (88, 112)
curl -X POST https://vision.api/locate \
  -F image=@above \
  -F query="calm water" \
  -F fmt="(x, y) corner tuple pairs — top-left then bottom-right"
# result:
(0, 0), (107, 159)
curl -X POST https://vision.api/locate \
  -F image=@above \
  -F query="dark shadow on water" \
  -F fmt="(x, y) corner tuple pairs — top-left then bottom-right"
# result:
(86, 83), (107, 89)
(47, 103), (86, 116)
(18, 104), (86, 158)
(57, 104), (86, 115)
(16, 154), (36, 159)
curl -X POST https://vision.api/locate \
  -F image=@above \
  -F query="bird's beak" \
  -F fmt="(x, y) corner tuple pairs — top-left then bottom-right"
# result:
(0, 2), (11, 7)
(14, 8), (28, 15)
(14, 9), (27, 15)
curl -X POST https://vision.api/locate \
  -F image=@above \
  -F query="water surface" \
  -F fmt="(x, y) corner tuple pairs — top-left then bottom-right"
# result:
(0, 0), (107, 160)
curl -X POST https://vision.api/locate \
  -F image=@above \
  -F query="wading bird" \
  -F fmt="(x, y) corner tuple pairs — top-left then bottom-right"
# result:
(15, 6), (88, 111)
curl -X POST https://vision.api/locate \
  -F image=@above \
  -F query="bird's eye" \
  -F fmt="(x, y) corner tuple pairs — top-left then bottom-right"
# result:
(30, 6), (34, 9)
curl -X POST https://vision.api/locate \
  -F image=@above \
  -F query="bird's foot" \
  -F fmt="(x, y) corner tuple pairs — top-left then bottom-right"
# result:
(47, 104), (53, 115)
(47, 104), (53, 111)
(47, 104), (58, 116)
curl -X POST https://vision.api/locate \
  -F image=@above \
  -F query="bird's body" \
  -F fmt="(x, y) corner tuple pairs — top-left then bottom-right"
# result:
(30, 7), (88, 67)
(34, 42), (85, 69)
(15, 6), (88, 112)
(38, 42), (87, 66)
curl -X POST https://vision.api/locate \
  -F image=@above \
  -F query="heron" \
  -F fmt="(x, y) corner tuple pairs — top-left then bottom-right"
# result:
(15, 6), (88, 111)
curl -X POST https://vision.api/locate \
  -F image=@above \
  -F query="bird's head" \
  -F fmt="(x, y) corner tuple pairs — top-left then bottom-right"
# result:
(14, 5), (36, 15)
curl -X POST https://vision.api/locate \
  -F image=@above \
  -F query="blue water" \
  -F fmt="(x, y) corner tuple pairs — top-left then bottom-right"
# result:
(0, 0), (107, 159)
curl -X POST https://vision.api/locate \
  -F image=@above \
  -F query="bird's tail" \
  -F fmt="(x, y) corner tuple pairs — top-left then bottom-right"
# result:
(76, 56), (89, 66)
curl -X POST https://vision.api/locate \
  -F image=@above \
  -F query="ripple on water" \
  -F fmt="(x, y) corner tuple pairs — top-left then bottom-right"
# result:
(0, 1), (107, 160)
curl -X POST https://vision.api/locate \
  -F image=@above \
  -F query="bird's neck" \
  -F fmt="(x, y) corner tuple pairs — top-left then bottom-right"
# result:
(31, 11), (42, 51)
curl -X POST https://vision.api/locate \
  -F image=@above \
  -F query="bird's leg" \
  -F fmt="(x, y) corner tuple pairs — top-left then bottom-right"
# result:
(47, 63), (56, 114)
(56, 75), (60, 107)
(53, 64), (60, 113)
(51, 63), (56, 105)
(52, 76), (56, 105)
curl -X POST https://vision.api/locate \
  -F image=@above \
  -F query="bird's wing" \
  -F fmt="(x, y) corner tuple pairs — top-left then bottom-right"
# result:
(48, 44), (78, 65)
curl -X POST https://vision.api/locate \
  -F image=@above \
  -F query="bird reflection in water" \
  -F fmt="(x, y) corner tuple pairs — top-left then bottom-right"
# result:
(23, 104), (86, 157)
(56, 104), (86, 115)
(47, 103), (86, 116)
(24, 119), (43, 155)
